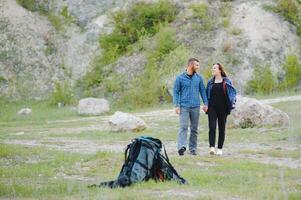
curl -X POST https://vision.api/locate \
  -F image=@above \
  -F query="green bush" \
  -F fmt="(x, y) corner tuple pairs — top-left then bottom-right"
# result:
(190, 3), (209, 20)
(246, 64), (277, 94)
(17, 0), (75, 31)
(60, 6), (74, 24)
(230, 27), (242, 35)
(222, 19), (230, 28)
(220, 2), (232, 18)
(280, 54), (301, 89)
(264, 0), (301, 37)
(246, 55), (301, 94)
(118, 62), (159, 108)
(190, 3), (215, 31)
(147, 26), (178, 61)
(117, 27), (180, 108)
(159, 45), (191, 74)
(17, 0), (40, 12)
(277, 0), (299, 22)
(81, 1), (177, 91)
(99, 0), (177, 59)
(16, 0), (49, 16)
(49, 81), (74, 106)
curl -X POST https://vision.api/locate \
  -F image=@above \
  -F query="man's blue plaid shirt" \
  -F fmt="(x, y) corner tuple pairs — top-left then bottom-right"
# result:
(173, 72), (208, 108)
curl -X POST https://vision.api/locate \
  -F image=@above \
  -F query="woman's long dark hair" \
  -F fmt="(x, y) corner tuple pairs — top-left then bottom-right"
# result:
(215, 63), (227, 77)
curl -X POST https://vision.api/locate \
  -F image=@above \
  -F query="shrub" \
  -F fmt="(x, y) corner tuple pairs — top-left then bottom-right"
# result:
(159, 45), (191, 74)
(230, 27), (242, 35)
(147, 26), (178, 62)
(17, 1), (75, 31)
(60, 6), (73, 23)
(99, 0), (177, 58)
(81, 1), (177, 91)
(49, 81), (74, 106)
(190, 3), (215, 31)
(17, 0), (40, 12)
(189, 3), (209, 20)
(277, 0), (299, 23)
(118, 62), (160, 108)
(222, 19), (230, 28)
(224, 52), (241, 67)
(280, 54), (301, 89)
(246, 64), (277, 94)
(117, 27), (180, 108)
(264, 0), (301, 37)
(220, 2), (232, 18)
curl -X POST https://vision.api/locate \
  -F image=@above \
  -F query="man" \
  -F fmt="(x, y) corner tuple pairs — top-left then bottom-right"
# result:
(173, 58), (208, 156)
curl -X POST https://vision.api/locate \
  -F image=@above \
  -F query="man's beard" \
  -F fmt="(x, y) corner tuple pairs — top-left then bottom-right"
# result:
(192, 66), (198, 73)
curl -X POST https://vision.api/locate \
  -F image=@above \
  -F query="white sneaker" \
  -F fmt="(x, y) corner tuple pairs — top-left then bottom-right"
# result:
(216, 149), (223, 155)
(209, 147), (216, 155)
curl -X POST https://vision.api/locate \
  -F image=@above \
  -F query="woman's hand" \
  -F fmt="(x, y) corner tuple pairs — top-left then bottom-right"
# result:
(201, 105), (208, 113)
(175, 107), (180, 115)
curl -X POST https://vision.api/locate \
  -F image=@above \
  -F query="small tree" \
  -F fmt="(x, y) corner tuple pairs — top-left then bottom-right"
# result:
(280, 54), (301, 89)
(49, 81), (74, 106)
(246, 64), (277, 94)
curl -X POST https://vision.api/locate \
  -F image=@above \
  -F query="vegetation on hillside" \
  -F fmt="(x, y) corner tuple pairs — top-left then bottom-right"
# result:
(246, 54), (301, 94)
(15, 0), (301, 107)
(264, 0), (301, 37)
(16, 0), (75, 31)
(79, 0), (180, 108)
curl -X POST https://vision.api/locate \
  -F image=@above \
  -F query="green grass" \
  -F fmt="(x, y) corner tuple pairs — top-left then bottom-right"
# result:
(240, 148), (301, 159)
(0, 100), (79, 123)
(1, 143), (300, 199)
(0, 97), (300, 199)
(249, 90), (300, 100)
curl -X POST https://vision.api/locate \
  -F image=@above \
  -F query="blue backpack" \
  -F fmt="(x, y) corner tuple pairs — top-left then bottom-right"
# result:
(89, 136), (187, 188)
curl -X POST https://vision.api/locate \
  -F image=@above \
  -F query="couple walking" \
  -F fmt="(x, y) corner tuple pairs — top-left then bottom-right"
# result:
(173, 58), (237, 156)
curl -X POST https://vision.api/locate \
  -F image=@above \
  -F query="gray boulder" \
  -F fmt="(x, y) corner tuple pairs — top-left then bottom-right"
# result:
(232, 96), (289, 128)
(17, 108), (32, 115)
(78, 97), (109, 115)
(109, 111), (147, 132)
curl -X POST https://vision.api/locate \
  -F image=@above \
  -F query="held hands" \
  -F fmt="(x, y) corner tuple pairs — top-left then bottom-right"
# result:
(175, 107), (180, 115)
(201, 105), (208, 113)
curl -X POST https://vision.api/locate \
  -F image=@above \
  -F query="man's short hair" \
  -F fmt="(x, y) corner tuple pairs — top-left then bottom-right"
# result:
(188, 57), (199, 66)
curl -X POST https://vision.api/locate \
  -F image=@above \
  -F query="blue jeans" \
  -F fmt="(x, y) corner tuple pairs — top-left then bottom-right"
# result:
(178, 106), (200, 152)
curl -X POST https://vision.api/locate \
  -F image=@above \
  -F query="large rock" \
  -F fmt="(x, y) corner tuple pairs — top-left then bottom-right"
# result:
(109, 111), (147, 132)
(17, 108), (32, 115)
(232, 96), (289, 128)
(78, 97), (109, 115)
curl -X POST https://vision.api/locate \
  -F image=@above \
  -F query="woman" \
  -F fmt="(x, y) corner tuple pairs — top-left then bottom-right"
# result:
(206, 63), (236, 155)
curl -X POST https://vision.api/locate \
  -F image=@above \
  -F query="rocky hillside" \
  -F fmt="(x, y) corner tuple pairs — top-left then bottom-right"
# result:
(0, 0), (300, 103)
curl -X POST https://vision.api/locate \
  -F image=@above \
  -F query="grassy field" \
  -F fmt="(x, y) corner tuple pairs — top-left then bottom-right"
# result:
(0, 97), (301, 199)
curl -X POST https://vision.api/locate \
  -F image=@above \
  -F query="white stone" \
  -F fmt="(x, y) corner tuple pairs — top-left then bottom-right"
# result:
(109, 111), (147, 132)
(15, 131), (25, 135)
(232, 96), (289, 128)
(17, 108), (32, 115)
(78, 98), (109, 115)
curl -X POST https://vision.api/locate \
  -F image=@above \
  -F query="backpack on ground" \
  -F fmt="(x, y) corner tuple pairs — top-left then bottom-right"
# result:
(89, 136), (187, 188)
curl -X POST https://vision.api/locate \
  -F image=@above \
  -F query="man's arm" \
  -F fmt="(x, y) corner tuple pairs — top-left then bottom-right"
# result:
(173, 77), (181, 114)
(199, 77), (208, 106)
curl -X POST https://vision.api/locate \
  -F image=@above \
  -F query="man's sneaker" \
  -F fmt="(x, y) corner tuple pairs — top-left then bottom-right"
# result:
(216, 148), (223, 155)
(189, 150), (197, 156)
(209, 147), (216, 155)
(178, 147), (186, 156)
